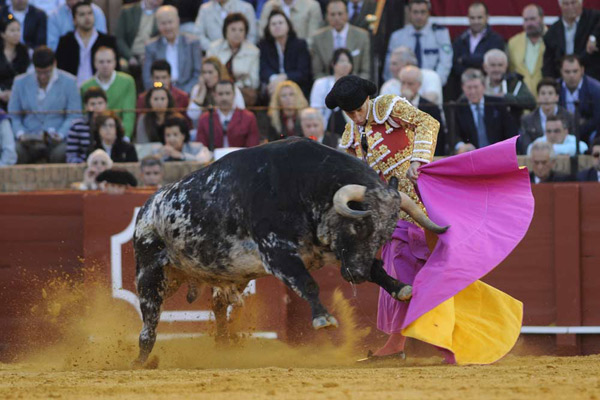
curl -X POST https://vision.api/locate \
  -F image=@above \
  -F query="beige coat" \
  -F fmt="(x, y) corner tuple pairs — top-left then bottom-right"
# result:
(207, 39), (260, 89)
(259, 0), (323, 40)
(507, 31), (546, 95)
(194, 0), (258, 50)
(309, 24), (371, 80)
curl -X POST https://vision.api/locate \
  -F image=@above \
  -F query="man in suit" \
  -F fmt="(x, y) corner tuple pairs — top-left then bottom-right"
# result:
(55, 0), (118, 87)
(197, 80), (259, 149)
(115, 0), (161, 70)
(454, 68), (516, 153)
(520, 77), (575, 154)
(259, 0), (323, 41)
(8, 46), (81, 163)
(384, 0), (452, 85)
(46, 0), (106, 50)
(0, 0), (46, 48)
(143, 5), (201, 94)
(195, 0), (257, 50)
(529, 141), (572, 183)
(347, 0), (376, 31)
(310, 0), (370, 80)
(300, 107), (338, 148)
(558, 55), (600, 144)
(507, 4), (546, 96)
(542, 0), (600, 80)
(577, 138), (600, 181)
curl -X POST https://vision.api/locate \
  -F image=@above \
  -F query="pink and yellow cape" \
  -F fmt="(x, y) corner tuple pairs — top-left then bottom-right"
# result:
(378, 137), (534, 365)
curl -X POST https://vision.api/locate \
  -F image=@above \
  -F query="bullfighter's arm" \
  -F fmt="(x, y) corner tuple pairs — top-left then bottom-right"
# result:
(390, 99), (440, 164)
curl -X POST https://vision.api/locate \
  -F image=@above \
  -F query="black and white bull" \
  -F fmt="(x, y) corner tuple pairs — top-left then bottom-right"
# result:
(133, 137), (447, 365)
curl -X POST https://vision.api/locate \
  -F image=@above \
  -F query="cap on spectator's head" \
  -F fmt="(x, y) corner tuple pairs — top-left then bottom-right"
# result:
(96, 169), (138, 187)
(325, 75), (377, 111)
(32, 46), (55, 69)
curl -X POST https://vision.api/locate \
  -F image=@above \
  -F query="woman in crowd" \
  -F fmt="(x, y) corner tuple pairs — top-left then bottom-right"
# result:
(153, 113), (212, 162)
(267, 80), (307, 141)
(0, 16), (30, 110)
(309, 48), (353, 137)
(93, 111), (138, 162)
(206, 13), (260, 106)
(187, 56), (245, 123)
(137, 83), (175, 143)
(259, 9), (311, 98)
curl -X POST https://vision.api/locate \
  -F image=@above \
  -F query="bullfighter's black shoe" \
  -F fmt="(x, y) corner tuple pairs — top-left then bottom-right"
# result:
(356, 350), (407, 363)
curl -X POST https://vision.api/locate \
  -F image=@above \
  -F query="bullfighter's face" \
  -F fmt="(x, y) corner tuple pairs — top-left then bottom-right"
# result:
(343, 98), (370, 127)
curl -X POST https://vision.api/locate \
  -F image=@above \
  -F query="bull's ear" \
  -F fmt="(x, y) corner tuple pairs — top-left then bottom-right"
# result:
(388, 177), (399, 191)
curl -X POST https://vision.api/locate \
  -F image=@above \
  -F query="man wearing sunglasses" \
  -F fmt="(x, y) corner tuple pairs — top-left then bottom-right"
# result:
(577, 138), (600, 182)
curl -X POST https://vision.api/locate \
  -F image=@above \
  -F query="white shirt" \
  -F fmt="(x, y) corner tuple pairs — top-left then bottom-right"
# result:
(75, 29), (99, 87)
(527, 134), (589, 156)
(539, 105), (558, 133)
(217, 108), (235, 147)
(332, 23), (349, 50)
(563, 79), (583, 114)
(95, 70), (116, 92)
(163, 36), (180, 83)
(379, 69), (443, 106)
(310, 75), (336, 126)
(469, 30), (485, 54)
(37, 67), (59, 101)
(563, 17), (580, 55)
(275, 41), (285, 75)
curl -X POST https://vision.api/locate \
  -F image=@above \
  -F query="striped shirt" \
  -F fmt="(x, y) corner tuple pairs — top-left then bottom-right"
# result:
(66, 117), (92, 163)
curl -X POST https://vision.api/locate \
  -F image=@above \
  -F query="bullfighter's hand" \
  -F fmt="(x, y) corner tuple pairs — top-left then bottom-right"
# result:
(406, 161), (422, 185)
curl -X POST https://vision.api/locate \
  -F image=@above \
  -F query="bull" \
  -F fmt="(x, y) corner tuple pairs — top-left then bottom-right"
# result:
(133, 137), (447, 365)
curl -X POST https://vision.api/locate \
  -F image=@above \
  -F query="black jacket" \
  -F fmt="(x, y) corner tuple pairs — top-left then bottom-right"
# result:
(558, 75), (600, 143)
(0, 4), (46, 49)
(452, 26), (505, 76)
(258, 36), (312, 97)
(56, 31), (118, 77)
(576, 167), (599, 182)
(530, 171), (572, 183)
(95, 139), (138, 163)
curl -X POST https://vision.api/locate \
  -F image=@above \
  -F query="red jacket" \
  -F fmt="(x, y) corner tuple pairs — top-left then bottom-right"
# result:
(197, 108), (260, 149)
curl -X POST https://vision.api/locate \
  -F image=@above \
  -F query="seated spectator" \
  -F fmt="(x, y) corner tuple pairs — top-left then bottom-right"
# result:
(527, 114), (588, 156)
(25, 0), (63, 15)
(55, 0), (118, 86)
(71, 148), (112, 190)
(115, 0), (161, 71)
(577, 138), (600, 182)
(152, 113), (211, 162)
(137, 59), (189, 121)
(143, 5), (201, 93)
(299, 107), (338, 148)
(310, 0), (370, 80)
(309, 48), (353, 136)
(259, 9), (312, 97)
(195, 0), (257, 50)
(507, 4), (546, 96)
(47, 0), (106, 50)
(399, 65), (446, 155)
(187, 56), (245, 123)
(66, 86), (107, 163)
(206, 13), (260, 106)
(258, 0), (323, 41)
(267, 80), (307, 141)
(96, 168), (138, 194)
(0, 0), (46, 49)
(136, 83), (174, 143)
(520, 77), (575, 154)
(347, 0), (376, 31)
(0, 111), (16, 165)
(451, 2), (504, 81)
(529, 141), (571, 183)
(91, 111), (138, 162)
(80, 47), (136, 138)
(140, 154), (164, 188)
(197, 79), (259, 149)
(384, 0), (452, 85)
(454, 68), (516, 153)
(170, 0), (201, 37)
(380, 46), (442, 106)
(8, 46), (80, 163)
(558, 55), (600, 144)
(0, 15), (30, 110)
(482, 49), (536, 120)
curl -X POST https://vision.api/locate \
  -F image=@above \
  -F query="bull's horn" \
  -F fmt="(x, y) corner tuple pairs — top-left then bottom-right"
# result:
(333, 184), (370, 218)
(399, 192), (449, 234)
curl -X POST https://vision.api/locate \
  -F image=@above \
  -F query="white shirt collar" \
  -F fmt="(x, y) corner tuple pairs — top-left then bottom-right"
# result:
(75, 29), (99, 50)
(37, 67), (59, 100)
(161, 35), (180, 47)
(562, 16), (580, 29)
(96, 70), (117, 91)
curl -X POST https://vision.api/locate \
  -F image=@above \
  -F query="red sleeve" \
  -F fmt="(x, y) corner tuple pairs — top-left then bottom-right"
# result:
(246, 112), (260, 147)
(197, 115), (208, 146)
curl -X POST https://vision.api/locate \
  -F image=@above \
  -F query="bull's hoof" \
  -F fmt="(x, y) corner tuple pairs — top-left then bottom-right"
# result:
(312, 314), (339, 330)
(131, 355), (159, 370)
(393, 285), (412, 302)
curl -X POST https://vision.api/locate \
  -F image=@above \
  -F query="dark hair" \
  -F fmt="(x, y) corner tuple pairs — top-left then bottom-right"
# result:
(94, 45), (116, 61)
(408, 0), (431, 10)
(326, 0), (347, 13)
(545, 114), (568, 129)
(93, 111), (126, 148)
(83, 86), (107, 104)
(215, 79), (235, 90)
(151, 59), (172, 76)
(32, 46), (55, 68)
(72, 0), (93, 17)
(160, 113), (190, 144)
(468, 1), (489, 15)
(525, 3), (544, 18)
(141, 155), (164, 169)
(223, 12), (249, 39)
(263, 9), (297, 42)
(0, 14), (20, 33)
(536, 77), (559, 95)
(142, 86), (175, 142)
(560, 54), (582, 69)
(329, 48), (354, 75)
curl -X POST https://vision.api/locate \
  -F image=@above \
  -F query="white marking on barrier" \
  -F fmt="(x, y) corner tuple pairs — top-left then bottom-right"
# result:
(521, 326), (600, 334)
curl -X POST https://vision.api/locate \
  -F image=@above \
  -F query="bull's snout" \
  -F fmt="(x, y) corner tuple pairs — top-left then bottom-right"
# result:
(340, 265), (369, 284)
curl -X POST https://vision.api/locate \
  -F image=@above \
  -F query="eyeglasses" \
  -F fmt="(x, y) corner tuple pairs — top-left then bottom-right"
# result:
(593, 152), (600, 158)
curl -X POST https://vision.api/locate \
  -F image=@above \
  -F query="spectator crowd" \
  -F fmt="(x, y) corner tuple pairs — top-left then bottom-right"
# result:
(0, 0), (598, 186)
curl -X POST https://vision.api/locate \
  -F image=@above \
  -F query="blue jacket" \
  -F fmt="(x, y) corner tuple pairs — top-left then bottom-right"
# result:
(8, 69), (81, 139)
(559, 75), (600, 143)
(452, 26), (505, 77)
(47, 3), (107, 50)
